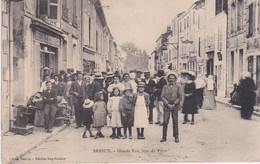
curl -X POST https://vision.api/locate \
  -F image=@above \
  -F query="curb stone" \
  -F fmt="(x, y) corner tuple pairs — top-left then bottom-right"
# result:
(7, 124), (67, 164)
(216, 99), (260, 117)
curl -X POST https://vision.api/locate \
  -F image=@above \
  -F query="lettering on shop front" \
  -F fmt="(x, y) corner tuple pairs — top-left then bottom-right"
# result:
(35, 31), (60, 47)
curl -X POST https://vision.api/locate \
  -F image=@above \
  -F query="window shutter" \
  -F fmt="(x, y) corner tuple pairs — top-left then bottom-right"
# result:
(39, 0), (48, 15)
(248, 3), (254, 37)
(48, 0), (58, 20)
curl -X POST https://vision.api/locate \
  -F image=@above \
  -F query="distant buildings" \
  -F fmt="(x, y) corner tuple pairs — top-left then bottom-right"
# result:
(1, 0), (123, 133)
(150, 0), (260, 98)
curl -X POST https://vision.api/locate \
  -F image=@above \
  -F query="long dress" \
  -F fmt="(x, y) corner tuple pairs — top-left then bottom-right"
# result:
(182, 82), (198, 114)
(93, 101), (107, 128)
(134, 95), (149, 128)
(203, 80), (216, 110)
(107, 96), (123, 128)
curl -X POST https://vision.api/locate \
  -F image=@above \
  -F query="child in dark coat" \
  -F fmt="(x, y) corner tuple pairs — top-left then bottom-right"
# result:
(119, 87), (134, 139)
(82, 99), (94, 138)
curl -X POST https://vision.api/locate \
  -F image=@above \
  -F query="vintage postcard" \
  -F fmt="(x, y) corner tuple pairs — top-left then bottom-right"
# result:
(1, 0), (260, 163)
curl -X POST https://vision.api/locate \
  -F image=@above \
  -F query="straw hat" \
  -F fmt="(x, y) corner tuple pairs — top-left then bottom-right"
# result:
(186, 71), (196, 77)
(83, 99), (94, 108)
(107, 72), (114, 78)
(43, 67), (50, 71)
(137, 82), (145, 87)
(94, 73), (104, 80)
(60, 98), (68, 105)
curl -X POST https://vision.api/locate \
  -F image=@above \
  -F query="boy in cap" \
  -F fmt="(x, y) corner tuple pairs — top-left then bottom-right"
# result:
(119, 87), (134, 139)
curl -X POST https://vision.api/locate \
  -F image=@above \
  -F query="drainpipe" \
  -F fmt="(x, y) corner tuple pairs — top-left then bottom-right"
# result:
(8, 0), (14, 131)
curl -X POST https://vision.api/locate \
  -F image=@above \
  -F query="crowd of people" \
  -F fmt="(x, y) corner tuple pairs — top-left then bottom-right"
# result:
(36, 66), (256, 142)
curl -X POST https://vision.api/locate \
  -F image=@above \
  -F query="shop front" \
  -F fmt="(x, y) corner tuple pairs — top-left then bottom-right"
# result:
(31, 20), (63, 91)
(83, 46), (96, 73)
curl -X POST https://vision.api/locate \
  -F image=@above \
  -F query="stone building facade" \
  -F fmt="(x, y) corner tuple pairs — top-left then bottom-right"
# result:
(227, 0), (260, 94)
(1, 0), (118, 133)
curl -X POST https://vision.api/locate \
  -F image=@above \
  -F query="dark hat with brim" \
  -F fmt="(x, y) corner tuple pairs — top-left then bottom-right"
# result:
(144, 71), (150, 75)
(157, 69), (164, 75)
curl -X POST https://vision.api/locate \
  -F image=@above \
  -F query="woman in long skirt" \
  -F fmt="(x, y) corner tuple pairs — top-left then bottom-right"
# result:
(182, 72), (198, 125)
(203, 75), (216, 110)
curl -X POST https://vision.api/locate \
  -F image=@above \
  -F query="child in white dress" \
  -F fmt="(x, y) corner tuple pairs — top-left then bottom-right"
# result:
(107, 87), (123, 139)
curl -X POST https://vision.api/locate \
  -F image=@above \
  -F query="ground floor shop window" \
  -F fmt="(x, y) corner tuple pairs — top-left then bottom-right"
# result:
(40, 44), (58, 80)
(83, 59), (95, 73)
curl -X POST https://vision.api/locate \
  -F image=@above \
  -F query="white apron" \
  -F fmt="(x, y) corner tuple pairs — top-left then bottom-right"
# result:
(134, 95), (148, 128)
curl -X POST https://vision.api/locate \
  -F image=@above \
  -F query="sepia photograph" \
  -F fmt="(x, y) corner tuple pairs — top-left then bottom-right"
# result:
(1, 0), (260, 163)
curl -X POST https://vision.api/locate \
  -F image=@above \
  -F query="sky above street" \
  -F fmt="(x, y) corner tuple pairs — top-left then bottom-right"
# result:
(101, 0), (197, 54)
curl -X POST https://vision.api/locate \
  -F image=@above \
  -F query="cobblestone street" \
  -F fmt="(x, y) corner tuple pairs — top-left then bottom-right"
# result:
(14, 103), (260, 163)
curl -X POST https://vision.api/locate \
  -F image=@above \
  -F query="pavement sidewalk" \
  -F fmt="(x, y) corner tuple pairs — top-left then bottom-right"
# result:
(215, 96), (260, 117)
(1, 125), (67, 164)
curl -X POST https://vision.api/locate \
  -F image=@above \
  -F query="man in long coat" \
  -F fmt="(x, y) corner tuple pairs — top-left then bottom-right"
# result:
(70, 72), (86, 128)
(142, 71), (156, 124)
(154, 70), (167, 125)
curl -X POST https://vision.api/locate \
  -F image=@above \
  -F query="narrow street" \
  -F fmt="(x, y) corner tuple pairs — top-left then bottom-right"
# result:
(15, 103), (260, 163)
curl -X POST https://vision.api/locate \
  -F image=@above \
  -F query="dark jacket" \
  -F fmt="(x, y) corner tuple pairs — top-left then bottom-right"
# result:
(155, 77), (167, 100)
(42, 89), (57, 104)
(52, 82), (66, 96)
(85, 80), (102, 101)
(142, 79), (156, 97)
(161, 83), (182, 111)
(69, 80), (86, 103)
(119, 96), (134, 112)
(133, 92), (150, 109)
(161, 72), (182, 111)
(239, 77), (256, 106)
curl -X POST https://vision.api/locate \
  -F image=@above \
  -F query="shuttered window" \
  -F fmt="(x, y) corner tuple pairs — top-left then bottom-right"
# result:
(248, 3), (254, 37)
(38, 0), (58, 20)
(39, 0), (48, 15)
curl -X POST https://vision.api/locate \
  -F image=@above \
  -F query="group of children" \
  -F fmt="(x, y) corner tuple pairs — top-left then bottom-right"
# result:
(82, 82), (150, 140)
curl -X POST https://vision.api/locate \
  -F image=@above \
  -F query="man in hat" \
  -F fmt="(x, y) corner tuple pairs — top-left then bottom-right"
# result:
(52, 74), (66, 97)
(67, 68), (72, 75)
(43, 67), (51, 77)
(42, 81), (57, 132)
(160, 72), (182, 143)
(142, 71), (156, 124)
(70, 72), (86, 128)
(154, 69), (167, 125)
(101, 71), (108, 89)
(135, 70), (143, 84)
